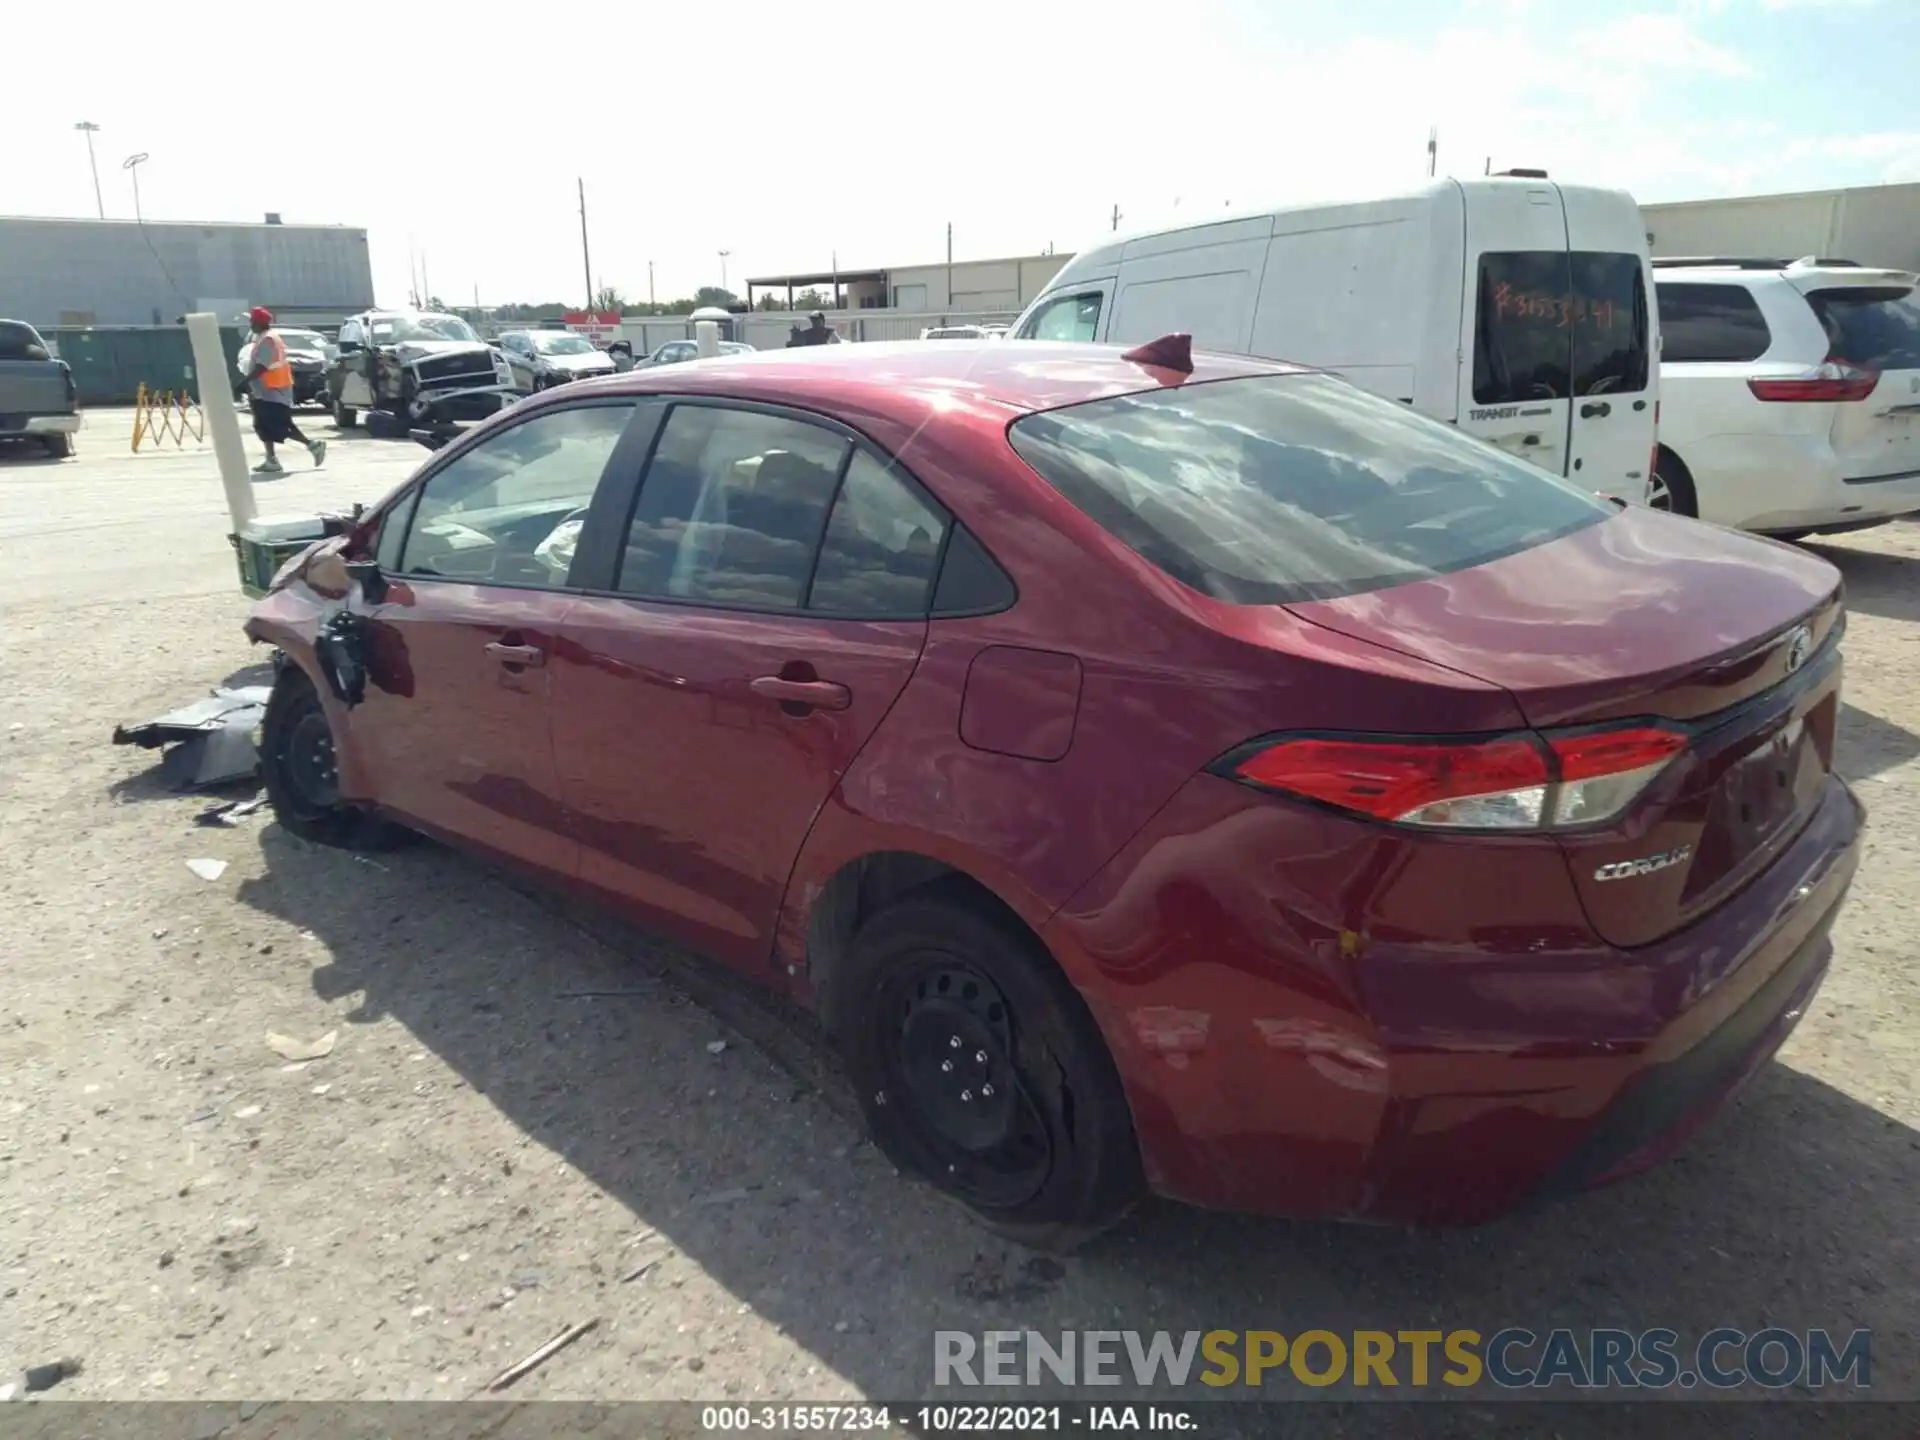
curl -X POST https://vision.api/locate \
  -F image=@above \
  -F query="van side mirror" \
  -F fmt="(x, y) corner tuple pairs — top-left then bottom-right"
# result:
(345, 557), (389, 603)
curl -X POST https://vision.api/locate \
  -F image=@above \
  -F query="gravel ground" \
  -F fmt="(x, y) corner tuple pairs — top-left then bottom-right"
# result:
(0, 414), (1916, 1425)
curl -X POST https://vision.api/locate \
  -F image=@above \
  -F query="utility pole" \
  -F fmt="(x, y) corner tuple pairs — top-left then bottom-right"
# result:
(648, 260), (655, 306)
(945, 223), (953, 312)
(74, 122), (105, 219)
(1110, 203), (1122, 232)
(122, 153), (149, 222)
(421, 253), (432, 307)
(719, 249), (731, 293)
(1427, 127), (1438, 178)
(578, 178), (594, 311)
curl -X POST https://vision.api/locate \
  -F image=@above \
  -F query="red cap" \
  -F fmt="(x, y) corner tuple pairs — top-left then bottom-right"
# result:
(249, 306), (273, 326)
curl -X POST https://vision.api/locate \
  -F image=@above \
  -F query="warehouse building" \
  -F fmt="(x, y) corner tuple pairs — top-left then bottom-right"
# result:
(745, 252), (1069, 314)
(0, 215), (375, 329)
(1640, 182), (1920, 272)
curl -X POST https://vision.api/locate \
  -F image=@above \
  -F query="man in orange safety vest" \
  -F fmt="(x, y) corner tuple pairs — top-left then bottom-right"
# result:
(242, 306), (325, 475)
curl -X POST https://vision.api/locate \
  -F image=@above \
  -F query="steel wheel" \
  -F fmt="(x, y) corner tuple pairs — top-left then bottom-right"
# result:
(1645, 469), (1674, 511)
(880, 960), (1052, 1209)
(280, 706), (341, 815)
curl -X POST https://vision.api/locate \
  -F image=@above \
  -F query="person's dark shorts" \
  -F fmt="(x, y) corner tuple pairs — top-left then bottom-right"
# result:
(252, 399), (294, 444)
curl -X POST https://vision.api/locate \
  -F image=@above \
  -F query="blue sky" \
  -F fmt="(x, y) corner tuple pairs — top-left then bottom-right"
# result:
(7, 0), (1916, 308)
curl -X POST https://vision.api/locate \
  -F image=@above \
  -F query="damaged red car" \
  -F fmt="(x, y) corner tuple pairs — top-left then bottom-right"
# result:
(247, 338), (1863, 1245)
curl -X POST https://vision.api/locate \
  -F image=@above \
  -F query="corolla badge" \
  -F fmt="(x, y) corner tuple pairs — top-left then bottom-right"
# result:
(1783, 624), (1813, 674)
(1594, 845), (1692, 882)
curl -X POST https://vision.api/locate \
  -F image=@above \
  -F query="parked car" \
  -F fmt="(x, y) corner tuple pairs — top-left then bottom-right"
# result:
(0, 319), (80, 458)
(235, 327), (330, 407)
(325, 309), (516, 436)
(637, 339), (757, 368)
(1651, 257), (1920, 536)
(247, 337), (1860, 1245)
(921, 325), (989, 340)
(496, 329), (618, 393)
(1014, 175), (1659, 502)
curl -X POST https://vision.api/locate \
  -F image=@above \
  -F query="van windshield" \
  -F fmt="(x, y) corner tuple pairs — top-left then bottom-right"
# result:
(1008, 373), (1609, 606)
(1473, 251), (1649, 403)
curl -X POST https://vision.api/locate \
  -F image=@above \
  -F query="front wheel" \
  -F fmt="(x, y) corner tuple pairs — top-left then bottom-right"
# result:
(833, 884), (1144, 1250)
(259, 667), (411, 851)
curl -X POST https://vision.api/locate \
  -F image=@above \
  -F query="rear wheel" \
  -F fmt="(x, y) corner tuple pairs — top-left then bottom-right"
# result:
(1649, 448), (1698, 517)
(833, 884), (1144, 1250)
(42, 432), (74, 459)
(259, 667), (410, 851)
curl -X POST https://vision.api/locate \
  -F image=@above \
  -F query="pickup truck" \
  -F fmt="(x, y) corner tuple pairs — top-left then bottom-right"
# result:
(0, 319), (80, 459)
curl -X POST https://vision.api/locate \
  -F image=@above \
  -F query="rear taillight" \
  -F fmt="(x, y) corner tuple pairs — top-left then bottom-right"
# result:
(1747, 362), (1878, 403)
(1223, 725), (1687, 832)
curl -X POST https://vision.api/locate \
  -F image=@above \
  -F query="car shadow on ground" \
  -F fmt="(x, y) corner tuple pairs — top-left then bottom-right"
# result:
(1807, 534), (1920, 624)
(234, 827), (1918, 1425)
(1840, 702), (1920, 784)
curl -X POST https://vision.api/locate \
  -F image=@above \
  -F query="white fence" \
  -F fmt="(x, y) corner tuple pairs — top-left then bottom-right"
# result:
(612, 309), (1021, 354)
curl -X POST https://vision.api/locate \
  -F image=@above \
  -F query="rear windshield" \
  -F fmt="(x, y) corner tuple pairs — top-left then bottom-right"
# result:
(0, 321), (50, 361)
(1806, 286), (1920, 371)
(1007, 374), (1609, 606)
(1473, 251), (1650, 403)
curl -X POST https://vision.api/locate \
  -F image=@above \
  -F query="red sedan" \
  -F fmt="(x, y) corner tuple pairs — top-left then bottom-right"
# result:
(247, 337), (1863, 1245)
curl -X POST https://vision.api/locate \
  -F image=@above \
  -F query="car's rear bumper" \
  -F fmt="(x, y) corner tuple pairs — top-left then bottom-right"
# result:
(1048, 772), (1864, 1224)
(1, 412), (81, 435)
(1680, 430), (1920, 531)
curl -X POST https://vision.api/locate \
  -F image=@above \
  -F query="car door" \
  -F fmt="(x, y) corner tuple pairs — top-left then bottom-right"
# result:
(336, 318), (375, 408)
(352, 397), (644, 875)
(1561, 187), (1657, 502)
(549, 400), (947, 971)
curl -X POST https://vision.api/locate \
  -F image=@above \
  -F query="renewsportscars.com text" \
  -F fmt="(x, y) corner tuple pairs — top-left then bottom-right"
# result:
(934, 1328), (1872, 1392)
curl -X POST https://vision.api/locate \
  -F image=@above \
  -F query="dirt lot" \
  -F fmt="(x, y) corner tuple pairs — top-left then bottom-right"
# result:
(1, 411), (1916, 1420)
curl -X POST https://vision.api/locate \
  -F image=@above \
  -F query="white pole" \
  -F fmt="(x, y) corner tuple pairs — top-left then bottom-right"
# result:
(185, 312), (256, 532)
(694, 319), (719, 359)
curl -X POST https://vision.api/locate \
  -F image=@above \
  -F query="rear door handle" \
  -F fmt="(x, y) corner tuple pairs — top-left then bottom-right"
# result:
(485, 641), (546, 668)
(750, 676), (850, 711)
(1579, 400), (1612, 419)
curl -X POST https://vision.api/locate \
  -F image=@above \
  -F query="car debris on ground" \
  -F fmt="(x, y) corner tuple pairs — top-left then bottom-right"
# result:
(184, 858), (228, 882)
(195, 797), (268, 828)
(112, 687), (272, 789)
(484, 1318), (598, 1392)
(265, 1030), (337, 1062)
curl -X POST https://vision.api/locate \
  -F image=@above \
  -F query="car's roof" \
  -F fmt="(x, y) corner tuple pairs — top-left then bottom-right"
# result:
(568, 340), (1304, 421)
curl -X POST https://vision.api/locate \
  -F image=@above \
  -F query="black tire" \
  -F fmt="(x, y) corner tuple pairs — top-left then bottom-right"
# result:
(1650, 447), (1698, 518)
(833, 882), (1144, 1250)
(332, 397), (358, 428)
(43, 432), (74, 459)
(259, 667), (411, 852)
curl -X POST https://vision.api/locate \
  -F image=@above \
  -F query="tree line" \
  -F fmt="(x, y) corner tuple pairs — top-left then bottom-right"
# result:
(469, 285), (841, 321)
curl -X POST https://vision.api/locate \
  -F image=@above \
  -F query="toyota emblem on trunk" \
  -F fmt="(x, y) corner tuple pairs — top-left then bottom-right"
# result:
(1784, 625), (1813, 674)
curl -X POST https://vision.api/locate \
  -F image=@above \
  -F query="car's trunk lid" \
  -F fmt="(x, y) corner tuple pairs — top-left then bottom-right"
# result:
(1287, 507), (1845, 946)
(0, 360), (75, 419)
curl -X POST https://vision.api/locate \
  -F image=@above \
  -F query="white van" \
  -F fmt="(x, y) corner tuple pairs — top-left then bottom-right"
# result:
(1013, 176), (1660, 502)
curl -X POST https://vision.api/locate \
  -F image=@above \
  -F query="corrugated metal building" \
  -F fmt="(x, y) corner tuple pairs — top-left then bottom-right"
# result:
(1641, 183), (1920, 273)
(0, 215), (375, 329)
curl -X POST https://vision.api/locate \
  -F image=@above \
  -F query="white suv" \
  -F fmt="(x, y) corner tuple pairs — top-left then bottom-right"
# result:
(1652, 258), (1920, 537)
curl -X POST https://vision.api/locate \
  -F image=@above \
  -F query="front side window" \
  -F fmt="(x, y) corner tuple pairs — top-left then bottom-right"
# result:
(1009, 374), (1608, 606)
(1472, 251), (1650, 402)
(617, 406), (849, 609)
(398, 403), (634, 585)
(1806, 286), (1920, 370)
(1655, 283), (1772, 363)
(1021, 291), (1103, 342)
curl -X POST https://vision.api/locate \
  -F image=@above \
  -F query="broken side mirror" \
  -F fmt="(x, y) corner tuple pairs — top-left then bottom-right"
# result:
(345, 557), (389, 604)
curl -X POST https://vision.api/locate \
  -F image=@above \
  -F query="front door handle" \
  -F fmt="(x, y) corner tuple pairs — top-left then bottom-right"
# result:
(750, 676), (850, 711)
(1580, 400), (1612, 419)
(485, 641), (546, 668)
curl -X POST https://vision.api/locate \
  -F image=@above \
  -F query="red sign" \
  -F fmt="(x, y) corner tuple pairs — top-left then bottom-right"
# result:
(562, 309), (622, 343)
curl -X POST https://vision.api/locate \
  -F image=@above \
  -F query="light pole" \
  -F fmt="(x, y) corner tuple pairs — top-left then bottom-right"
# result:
(718, 250), (731, 293)
(74, 121), (104, 219)
(122, 153), (149, 222)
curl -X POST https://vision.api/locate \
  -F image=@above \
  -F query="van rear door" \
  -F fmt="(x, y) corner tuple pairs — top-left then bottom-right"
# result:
(1458, 181), (1575, 476)
(1787, 266), (1920, 485)
(1457, 184), (1657, 496)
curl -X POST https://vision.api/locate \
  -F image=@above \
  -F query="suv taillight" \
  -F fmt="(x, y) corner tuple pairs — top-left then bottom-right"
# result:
(1220, 726), (1688, 832)
(1748, 361), (1878, 403)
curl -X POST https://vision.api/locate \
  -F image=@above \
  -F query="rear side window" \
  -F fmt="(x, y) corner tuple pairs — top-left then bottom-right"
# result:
(1008, 374), (1608, 606)
(1473, 251), (1650, 402)
(1805, 287), (1920, 370)
(1020, 292), (1103, 342)
(1655, 283), (1772, 363)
